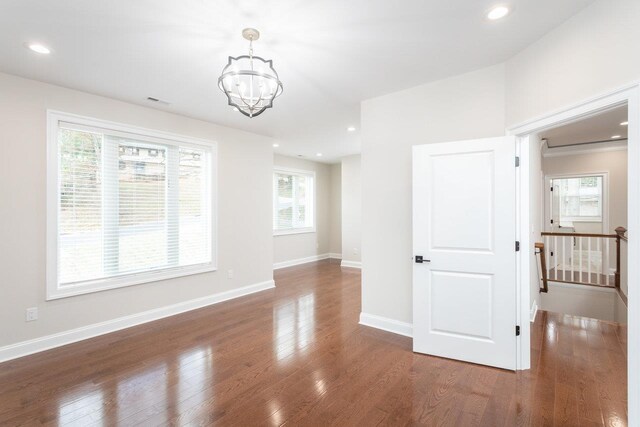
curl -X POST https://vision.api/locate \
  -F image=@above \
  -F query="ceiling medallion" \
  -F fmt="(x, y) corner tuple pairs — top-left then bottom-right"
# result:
(218, 28), (283, 118)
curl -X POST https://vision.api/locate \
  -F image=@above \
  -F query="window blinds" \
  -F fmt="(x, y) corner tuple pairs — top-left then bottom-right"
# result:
(57, 124), (211, 287)
(273, 170), (314, 232)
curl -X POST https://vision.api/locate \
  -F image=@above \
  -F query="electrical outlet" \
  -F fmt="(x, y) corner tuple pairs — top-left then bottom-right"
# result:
(227, 269), (234, 279)
(26, 307), (38, 322)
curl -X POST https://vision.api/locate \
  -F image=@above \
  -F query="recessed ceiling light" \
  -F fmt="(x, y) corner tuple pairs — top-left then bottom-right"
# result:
(26, 43), (51, 54)
(621, 121), (629, 126)
(272, 143), (279, 148)
(316, 153), (323, 157)
(487, 6), (509, 20)
(611, 135), (622, 139)
(347, 126), (356, 132)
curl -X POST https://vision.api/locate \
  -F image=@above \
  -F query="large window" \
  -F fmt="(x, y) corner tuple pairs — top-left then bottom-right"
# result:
(47, 112), (216, 299)
(555, 175), (603, 223)
(273, 168), (315, 235)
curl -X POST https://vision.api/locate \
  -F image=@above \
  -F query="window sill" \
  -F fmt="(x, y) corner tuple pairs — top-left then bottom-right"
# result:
(273, 228), (316, 236)
(561, 218), (603, 223)
(47, 263), (217, 300)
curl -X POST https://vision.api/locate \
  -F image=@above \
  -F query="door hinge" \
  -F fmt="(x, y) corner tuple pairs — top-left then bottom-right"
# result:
(550, 219), (554, 224)
(516, 325), (521, 336)
(515, 156), (520, 167)
(515, 241), (520, 252)
(550, 251), (554, 257)
(550, 187), (554, 192)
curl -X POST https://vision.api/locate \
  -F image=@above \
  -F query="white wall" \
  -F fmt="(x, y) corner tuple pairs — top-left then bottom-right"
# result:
(506, 0), (640, 126)
(0, 72), (275, 348)
(540, 283), (624, 323)
(329, 163), (342, 256)
(273, 155), (333, 264)
(341, 155), (361, 266)
(360, 64), (506, 323)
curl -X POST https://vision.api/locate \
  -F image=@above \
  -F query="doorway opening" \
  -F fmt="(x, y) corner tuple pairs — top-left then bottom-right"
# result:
(511, 84), (639, 425)
(533, 105), (627, 322)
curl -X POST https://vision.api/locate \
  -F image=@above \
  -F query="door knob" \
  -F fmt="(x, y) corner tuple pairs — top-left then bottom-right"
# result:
(415, 256), (431, 263)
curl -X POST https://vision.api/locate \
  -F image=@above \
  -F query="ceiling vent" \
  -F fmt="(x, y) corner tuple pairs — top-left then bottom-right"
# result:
(146, 97), (171, 105)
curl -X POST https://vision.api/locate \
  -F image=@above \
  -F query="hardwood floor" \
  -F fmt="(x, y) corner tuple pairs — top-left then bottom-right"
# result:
(0, 260), (627, 426)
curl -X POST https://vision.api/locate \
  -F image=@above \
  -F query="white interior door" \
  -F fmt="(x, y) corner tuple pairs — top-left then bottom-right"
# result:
(412, 136), (517, 370)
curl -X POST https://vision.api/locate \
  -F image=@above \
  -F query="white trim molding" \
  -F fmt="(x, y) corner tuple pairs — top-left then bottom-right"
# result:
(530, 300), (538, 323)
(359, 313), (413, 338)
(0, 280), (275, 363)
(340, 260), (362, 269)
(273, 253), (341, 270)
(542, 140), (627, 158)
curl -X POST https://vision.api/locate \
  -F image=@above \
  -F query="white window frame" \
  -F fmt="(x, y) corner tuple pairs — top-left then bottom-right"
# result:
(545, 172), (609, 229)
(273, 167), (316, 236)
(46, 111), (217, 300)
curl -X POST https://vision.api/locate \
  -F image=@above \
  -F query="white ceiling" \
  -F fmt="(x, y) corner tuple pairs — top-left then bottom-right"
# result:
(0, 0), (594, 162)
(542, 105), (628, 147)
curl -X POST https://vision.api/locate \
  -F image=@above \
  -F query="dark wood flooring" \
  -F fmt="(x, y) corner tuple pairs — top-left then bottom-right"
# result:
(0, 260), (628, 426)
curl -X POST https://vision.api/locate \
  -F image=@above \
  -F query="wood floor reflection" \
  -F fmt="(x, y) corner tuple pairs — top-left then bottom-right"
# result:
(0, 260), (627, 426)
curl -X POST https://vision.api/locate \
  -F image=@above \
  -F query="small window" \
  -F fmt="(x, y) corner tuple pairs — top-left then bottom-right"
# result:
(555, 175), (603, 222)
(47, 111), (216, 299)
(273, 168), (315, 235)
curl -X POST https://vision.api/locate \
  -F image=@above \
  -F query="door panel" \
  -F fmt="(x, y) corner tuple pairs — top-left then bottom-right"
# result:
(413, 136), (516, 370)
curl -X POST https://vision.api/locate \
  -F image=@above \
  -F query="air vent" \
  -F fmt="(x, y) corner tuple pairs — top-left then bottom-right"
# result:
(146, 97), (171, 105)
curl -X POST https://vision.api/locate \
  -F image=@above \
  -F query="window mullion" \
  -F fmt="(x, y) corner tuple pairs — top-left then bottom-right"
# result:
(167, 146), (180, 267)
(103, 137), (119, 276)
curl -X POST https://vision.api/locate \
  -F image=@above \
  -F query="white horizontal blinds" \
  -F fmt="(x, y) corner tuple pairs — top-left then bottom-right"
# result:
(276, 173), (294, 229)
(114, 137), (168, 273)
(274, 170), (314, 231)
(58, 128), (104, 284)
(179, 148), (210, 265)
(57, 124), (211, 286)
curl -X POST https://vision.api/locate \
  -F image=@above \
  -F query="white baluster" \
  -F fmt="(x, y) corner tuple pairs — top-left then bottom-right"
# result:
(570, 235), (575, 282)
(588, 237), (592, 284)
(597, 238), (601, 285)
(579, 236), (583, 283)
(605, 238), (610, 286)
(562, 235), (566, 281)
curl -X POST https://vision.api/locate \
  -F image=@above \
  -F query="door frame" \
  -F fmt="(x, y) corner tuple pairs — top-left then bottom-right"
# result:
(508, 82), (640, 424)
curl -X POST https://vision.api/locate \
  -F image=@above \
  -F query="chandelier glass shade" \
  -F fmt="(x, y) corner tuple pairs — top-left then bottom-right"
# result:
(218, 28), (283, 118)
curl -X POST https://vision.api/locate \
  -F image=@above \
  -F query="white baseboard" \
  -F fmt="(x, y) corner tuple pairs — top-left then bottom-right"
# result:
(340, 260), (362, 269)
(273, 253), (341, 270)
(359, 312), (413, 338)
(0, 280), (275, 363)
(530, 299), (538, 323)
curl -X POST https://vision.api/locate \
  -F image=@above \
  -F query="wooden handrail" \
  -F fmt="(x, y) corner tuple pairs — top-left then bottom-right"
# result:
(539, 226), (627, 291)
(541, 231), (617, 239)
(535, 242), (549, 293)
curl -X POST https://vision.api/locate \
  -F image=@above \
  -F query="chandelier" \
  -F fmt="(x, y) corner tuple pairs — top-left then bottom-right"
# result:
(218, 28), (283, 118)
